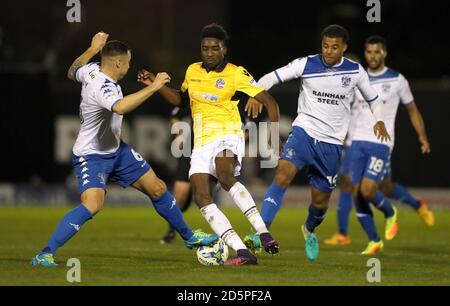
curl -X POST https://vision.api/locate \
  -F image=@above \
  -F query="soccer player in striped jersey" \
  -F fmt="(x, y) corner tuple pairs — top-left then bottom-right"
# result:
(244, 25), (391, 261)
(325, 36), (433, 254)
(31, 32), (218, 267)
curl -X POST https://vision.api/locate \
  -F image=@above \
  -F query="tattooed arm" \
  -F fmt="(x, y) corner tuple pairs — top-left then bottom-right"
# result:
(67, 31), (109, 81)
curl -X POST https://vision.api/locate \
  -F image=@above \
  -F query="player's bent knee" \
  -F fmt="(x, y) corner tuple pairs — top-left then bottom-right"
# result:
(193, 193), (213, 207)
(83, 201), (104, 215)
(273, 172), (293, 188)
(149, 179), (167, 198)
(312, 195), (330, 209)
(360, 183), (377, 200)
(217, 173), (236, 191)
(81, 188), (105, 214)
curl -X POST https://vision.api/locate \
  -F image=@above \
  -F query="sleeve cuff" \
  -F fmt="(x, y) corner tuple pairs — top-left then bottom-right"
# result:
(110, 99), (122, 112)
(72, 66), (82, 81)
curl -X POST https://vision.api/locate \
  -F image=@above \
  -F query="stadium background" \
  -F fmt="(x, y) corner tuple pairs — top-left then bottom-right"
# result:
(0, 0), (449, 204)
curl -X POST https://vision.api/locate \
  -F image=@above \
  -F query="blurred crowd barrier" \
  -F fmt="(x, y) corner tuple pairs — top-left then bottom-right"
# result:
(1, 183), (449, 208)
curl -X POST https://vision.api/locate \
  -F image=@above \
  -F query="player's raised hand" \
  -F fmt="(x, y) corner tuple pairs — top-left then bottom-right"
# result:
(245, 97), (263, 119)
(373, 121), (391, 143)
(150, 72), (171, 91)
(90, 31), (109, 53)
(419, 137), (431, 154)
(137, 69), (155, 86)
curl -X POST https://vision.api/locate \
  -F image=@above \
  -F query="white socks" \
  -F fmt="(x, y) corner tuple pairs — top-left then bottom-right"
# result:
(229, 182), (269, 234)
(200, 203), (246, 251)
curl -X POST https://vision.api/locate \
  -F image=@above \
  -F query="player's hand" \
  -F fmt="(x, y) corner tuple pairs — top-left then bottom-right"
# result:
(373, 121), (391, 143)
(90, 31), (109, 53)
(137, 69), (155, 86)
(245, 98), (263, 119)
(419, 137), (431, 154)
(150, 72), (171, 91)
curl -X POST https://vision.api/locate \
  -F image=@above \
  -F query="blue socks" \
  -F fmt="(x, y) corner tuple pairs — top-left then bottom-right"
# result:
(392, 183), (420, 209)
(371, 191), (395, 218)
(337, 191), (352, 235)
(42, 204), (93, 255)
(305, 204), (327, 233)
(151, 191), (194, 240)
(261, 183), (286, 229)
(355, 195), (380, 242)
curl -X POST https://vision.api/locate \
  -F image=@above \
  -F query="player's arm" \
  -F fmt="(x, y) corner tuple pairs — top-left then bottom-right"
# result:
(67, 32), (109, 81)
(254, 90), (282, 154)
(253, 91), (280, 124)
(137, 69), (185, 106)
(245, 57), (307, 118)
(112, 73), (171, 115)
(404, 102), (431, 153)
(356, 66), (391, 142)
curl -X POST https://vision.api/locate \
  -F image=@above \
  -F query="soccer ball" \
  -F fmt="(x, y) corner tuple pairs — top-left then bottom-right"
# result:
(196, 238), (229, 266)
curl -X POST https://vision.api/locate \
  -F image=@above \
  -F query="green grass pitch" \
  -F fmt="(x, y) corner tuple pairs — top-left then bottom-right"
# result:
(0, 206), (449, 285)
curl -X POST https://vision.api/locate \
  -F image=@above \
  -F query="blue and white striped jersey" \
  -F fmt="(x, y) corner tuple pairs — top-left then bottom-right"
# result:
(258, 54), (379, 145)
(350, 67), (414, 150)
(72, 62), (124, 156)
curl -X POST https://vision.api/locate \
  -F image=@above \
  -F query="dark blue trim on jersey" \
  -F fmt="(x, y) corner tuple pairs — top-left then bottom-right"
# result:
(274, 70), (282, 83)
(302, 54), (359, 76)
(366, 95), (379, 103)
(72, 66), (82, 80)
(402, 99), (414, 104)
(368, 68), (400, 81)
(111, 98), (122, 112)
(302, 71), (359, 79)
(73, 62), (100, 81)
(103, 78), (118, 85)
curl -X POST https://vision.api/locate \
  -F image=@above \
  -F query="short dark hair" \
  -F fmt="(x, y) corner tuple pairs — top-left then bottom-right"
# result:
(201, 23), (229, 44)
(365, 35), (387, 50)
(321, 24), (350, 43)
(101, 40), (130, 57)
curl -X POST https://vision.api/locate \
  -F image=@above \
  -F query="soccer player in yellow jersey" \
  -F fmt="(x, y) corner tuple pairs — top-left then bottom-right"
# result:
(139, 24), (281, 265)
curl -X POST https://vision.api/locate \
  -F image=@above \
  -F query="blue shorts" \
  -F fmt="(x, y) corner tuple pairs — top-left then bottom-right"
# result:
(384, 157), (392, 180)
(349, 140), (390, 185)
(281, 126), (343, 193)
(72, 142), (151, 194)
(339, 145), (354, 177)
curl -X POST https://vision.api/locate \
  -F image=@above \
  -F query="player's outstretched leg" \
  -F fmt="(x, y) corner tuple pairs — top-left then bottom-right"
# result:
(369, 191), (398, 240)
(153, 192), (218, 249)
(382, 181), (434, 227)
(417, 198), (435, 227)
(244, 182), (286, 255)
(216, 154), (279, 256)
(244, 160), (298, 255)
(361, 179), (398, 241)
(354, 192), (384, 255)
(133, 170), (218, 249)
(302, 204), (324, 261)
(323, 191), (352, 245)
(160, 181), (192, 244)
(200, 203), (257, 266)
(31, 203), (93, 266)
(301, 187), (331, 261)
(228, 182), (279, 255)
(191, 173), (257, 266)
(31, 188), (100, 267)
(324, 177), (353, 246)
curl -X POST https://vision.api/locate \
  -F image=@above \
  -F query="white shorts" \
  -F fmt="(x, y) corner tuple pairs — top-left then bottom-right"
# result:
(189, 134), (245, 178)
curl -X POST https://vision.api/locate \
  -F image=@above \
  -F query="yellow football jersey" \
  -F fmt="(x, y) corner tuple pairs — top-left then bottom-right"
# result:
(181, 62), (264, 148)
